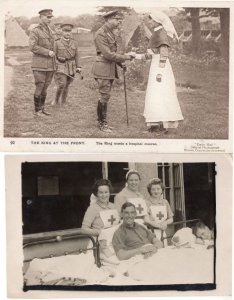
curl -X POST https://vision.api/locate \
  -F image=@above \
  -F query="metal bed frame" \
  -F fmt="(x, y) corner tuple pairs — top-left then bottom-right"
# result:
(23, 228), (101, 269)
(23, 219), (200, 273)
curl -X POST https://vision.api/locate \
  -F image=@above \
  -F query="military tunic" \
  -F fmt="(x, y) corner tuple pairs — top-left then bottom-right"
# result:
(53, 33), (62, 41)
(55, 37), (79, 76)
(53, 37), (79, 103)
(92, 23), (128, 103)
(29, 23), (56, 101)
(29, 23), (56, 71)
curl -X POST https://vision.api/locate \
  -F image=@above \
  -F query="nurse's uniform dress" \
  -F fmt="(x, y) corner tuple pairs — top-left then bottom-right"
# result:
(143, 25), (183, 130)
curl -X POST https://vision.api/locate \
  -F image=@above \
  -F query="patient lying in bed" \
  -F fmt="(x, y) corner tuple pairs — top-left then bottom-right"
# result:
(24, 222), (214, 286)
(192, 221), (214, 248)
(24, 196), (214, 286)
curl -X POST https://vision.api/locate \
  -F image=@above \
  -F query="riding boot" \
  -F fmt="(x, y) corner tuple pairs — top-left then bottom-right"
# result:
(103, 103), (113, 130)
(34, 95), (46, 117)
(41, 95), (51, 116)
(97, 101), (102, 123)
(99, 102), (112, 133)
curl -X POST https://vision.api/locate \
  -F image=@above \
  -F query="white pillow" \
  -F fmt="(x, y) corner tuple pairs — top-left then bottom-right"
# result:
(171, 227), (196, 247)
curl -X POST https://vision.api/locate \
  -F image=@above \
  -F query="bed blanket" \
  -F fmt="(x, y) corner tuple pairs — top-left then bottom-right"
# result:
(24, 244), (214, 286)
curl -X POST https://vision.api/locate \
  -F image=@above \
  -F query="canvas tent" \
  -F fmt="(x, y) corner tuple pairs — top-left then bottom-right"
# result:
(119, 13), (152, 52)
(72, 27), (93, 47)
(72, 27), (91, 34)
(5, 17), (28, 47)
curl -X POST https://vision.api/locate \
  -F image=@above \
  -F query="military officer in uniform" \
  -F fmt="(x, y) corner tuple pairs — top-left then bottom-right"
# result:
(53, 23), (62, 41)
(52, 24), (81, 105)
(92, 10), (135, 133)
(29, 9), (56, 116)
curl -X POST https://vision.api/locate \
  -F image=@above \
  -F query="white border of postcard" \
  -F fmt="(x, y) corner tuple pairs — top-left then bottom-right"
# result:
(5, 153), (232, 298)
(0, 0), (233, 153)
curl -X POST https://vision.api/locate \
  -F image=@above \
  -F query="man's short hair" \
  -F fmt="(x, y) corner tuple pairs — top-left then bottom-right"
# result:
(192, 221), (206, 237)
(121, 201), (136, 213)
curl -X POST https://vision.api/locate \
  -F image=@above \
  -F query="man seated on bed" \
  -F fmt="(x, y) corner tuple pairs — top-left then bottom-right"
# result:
(112, 202), (163, 261)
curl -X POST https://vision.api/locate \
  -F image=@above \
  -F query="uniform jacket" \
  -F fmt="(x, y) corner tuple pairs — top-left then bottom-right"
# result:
(54, 38), (79, 76)
(54, 33), (62, 41)
(92, 23), (127, 80)
(29, 23), (56, 71)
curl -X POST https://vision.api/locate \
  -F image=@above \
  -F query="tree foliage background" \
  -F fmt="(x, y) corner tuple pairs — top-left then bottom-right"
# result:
(13, 7), (229, 61)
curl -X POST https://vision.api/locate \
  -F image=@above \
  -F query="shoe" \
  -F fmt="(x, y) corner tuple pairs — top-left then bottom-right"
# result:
(42, 109), (52, 116)
(102, 122), (113, 130)
(34, 110), (45, 117)
(100, 124), (112, 133)
(147, 126), (158, 132)
(147, 126), (163, 135)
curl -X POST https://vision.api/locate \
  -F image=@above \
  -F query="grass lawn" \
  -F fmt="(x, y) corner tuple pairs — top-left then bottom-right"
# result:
(4, 48), (229, 139)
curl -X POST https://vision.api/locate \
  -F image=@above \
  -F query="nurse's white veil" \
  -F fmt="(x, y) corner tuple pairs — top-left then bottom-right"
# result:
(149, 10), (179, 41)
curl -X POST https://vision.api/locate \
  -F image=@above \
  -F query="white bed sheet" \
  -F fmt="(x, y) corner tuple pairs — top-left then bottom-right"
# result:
(24, 244), (214, 286)
(127, 244), (214, 284)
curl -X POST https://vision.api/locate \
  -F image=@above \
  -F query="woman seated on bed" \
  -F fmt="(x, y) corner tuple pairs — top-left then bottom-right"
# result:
(82, 179), (120, 262)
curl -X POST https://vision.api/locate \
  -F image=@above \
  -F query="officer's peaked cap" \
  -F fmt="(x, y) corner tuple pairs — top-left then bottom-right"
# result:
(61, 23), (74, 31)
(38, 9), (54, 17)
(103, 10), (123, 20)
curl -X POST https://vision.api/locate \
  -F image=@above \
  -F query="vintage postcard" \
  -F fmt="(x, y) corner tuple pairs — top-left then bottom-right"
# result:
(0, 0), (233, 153)
(5, 153), (232, 297)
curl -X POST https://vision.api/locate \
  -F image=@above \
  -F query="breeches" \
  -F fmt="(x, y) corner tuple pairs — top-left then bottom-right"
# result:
(95, 79), (113, 103)
(54, 72), (74, 90)
(33, 71), (54, 97)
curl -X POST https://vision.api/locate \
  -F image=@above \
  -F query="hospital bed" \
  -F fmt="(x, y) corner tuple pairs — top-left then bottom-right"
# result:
(23, 219), (214, 288)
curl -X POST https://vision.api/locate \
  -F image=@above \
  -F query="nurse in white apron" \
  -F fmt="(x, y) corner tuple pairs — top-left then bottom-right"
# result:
(143, 11), (184, 134)
(114, 170), (148, 225)
(82, 179), (119, 235)
(82, 179), (120, 268)
(144, 178), (174, 245)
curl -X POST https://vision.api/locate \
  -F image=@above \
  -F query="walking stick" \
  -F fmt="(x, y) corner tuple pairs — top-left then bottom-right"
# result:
(60, 71), (83, 80)
(123, 69), (129, 126)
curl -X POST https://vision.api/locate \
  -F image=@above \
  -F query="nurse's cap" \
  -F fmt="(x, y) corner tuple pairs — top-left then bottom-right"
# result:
(38, 9), (54, 17)
(125, 169), (141, 180)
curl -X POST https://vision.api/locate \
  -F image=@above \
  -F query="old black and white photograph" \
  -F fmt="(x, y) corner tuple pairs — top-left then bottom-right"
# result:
(2, 0), (233, 298)
(5, 154), (232, 297)
(21, 160), (216, 289)
(2, 0), (231, 144)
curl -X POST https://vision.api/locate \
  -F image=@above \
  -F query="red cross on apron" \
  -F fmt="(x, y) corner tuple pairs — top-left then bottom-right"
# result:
(136, 204), (144, 214)
(108, 214), (116, 225)
(156, 211), (165, 220)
